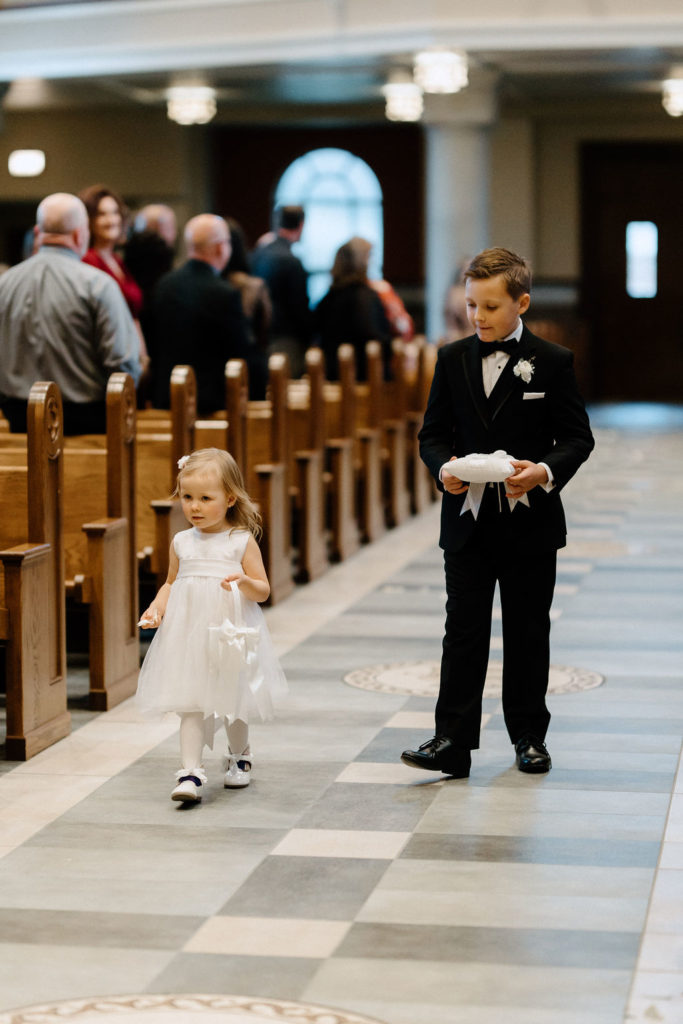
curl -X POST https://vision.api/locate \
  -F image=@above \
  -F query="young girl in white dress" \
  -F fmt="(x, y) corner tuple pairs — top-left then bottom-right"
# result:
(136, 448), (286, 803)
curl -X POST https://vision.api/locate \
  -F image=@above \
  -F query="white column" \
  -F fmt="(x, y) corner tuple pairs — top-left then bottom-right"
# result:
(423, 75), (498, 342)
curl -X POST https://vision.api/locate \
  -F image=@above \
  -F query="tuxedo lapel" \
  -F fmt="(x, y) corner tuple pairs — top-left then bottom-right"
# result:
(461, 338), (490, 430)
(488, 327), (537, 421)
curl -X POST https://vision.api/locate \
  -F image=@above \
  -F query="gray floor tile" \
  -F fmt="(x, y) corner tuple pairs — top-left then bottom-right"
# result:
(400, 833), (660, 867)
(0, 907), (203, 949)
(334, 922), (640, 969)
(219, 856), (390, 919)
(148, 953), (320, 999)
(296, 782), (439, 832)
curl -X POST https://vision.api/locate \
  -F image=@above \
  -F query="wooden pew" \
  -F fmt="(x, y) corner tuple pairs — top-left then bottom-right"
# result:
(397, 337), (435, 515)
(282, 348), (330, 579)
(61, 374), (139, 710)
(0, 381), (70, 759)
(139, 365), (196, 587)
(237, 356), (295, 601)
(322, 344), (385, 544)
(288, 347), (359, 564)
(193, 358), (294, 603)
(364, 340), (411, 527)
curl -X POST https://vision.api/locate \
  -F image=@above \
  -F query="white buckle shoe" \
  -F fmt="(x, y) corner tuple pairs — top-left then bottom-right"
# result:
(224, 752), (252, 789)
(171, 768), (206, 802)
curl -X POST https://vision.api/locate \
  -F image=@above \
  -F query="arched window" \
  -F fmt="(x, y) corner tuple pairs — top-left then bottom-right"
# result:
(274, 147), (384, 306)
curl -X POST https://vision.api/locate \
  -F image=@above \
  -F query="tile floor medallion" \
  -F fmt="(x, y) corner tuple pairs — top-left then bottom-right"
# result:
(343, 660), (605, 697)
(0, 995), (387, 1024)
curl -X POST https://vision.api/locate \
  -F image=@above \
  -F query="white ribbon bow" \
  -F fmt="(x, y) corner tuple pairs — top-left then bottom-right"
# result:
(207, 582), (262, 712)
(460, 483), (529, 520)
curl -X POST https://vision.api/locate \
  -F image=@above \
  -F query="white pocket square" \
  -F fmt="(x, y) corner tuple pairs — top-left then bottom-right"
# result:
(523, 392), (545, 400)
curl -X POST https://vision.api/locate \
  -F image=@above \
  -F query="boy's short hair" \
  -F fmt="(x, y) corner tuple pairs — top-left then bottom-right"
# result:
(463, 247), (531, 300)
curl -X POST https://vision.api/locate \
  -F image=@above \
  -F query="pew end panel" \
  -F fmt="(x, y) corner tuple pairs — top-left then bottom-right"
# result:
(0, 380), (70, 760)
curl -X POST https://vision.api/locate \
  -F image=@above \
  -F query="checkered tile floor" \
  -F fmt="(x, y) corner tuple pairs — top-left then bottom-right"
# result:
(1, 404), (682, 1024)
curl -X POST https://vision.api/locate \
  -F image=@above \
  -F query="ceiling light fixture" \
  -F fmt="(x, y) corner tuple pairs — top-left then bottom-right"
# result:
(8, 149), (46, 177)
(382, 81), (424, 122)
(662, 78), (683, 117)
(166, 86), (217, 125)
(414, 49), (469, 94)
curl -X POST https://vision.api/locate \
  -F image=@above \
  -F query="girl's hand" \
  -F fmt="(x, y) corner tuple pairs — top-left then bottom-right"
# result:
(220, 573), (247, 591)
(222, 540), (270, 603)
(138, 606), (162, 629)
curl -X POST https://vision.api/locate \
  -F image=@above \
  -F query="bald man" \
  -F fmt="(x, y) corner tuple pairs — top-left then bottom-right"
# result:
(150, 214), (266, 410)
(0, 192), (141, 433)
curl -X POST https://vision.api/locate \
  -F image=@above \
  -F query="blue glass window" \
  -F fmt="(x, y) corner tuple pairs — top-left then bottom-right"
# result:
(275, 147), (384, 305)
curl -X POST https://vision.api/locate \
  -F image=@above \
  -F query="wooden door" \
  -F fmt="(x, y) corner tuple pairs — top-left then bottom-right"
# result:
(581, 143), (683, 401)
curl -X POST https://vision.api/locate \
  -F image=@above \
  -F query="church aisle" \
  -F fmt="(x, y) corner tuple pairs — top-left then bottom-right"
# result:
(0, 409), (681, 1024)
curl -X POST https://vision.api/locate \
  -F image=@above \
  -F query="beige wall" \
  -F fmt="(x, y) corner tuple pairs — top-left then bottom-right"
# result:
(2, 98), (683, 283)
(0, 107), (204, 228)
(491, 97), (683, 282)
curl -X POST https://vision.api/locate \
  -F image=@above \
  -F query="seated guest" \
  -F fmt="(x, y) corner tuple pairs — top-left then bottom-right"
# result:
(222, 217), (272, 352)
(150, 214), (267, 411)
(79, 184), (150, 378)
(314, 236), (393, 380)
(0, 193), (140, 434)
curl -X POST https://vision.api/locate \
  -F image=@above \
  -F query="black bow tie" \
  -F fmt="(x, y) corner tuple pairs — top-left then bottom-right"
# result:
(478, 338), (519, 358)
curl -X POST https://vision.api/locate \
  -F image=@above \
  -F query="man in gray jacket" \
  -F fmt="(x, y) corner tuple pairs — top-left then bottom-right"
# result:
(0, 192), (140, 433)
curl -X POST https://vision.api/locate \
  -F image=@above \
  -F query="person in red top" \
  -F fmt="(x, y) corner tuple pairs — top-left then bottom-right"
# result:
(79, 184), (150, 383)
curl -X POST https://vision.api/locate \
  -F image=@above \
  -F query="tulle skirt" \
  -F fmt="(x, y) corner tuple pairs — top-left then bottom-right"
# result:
(136, 576), (286, 724)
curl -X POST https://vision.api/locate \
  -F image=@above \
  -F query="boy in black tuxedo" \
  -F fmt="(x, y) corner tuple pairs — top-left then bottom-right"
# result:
(401, 248), (594, 778)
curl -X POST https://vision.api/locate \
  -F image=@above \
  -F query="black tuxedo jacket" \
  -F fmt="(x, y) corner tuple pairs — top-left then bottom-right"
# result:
(418, 326), (594, 553)
(151, 259), (267, 411)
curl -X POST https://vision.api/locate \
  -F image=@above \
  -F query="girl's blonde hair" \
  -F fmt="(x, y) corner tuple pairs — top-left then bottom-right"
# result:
(174, 448), (262, 539)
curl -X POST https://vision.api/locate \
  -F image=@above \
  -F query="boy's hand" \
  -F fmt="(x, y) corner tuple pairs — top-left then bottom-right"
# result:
(442, 456), (469, 495)
(505, 460), (548, 498)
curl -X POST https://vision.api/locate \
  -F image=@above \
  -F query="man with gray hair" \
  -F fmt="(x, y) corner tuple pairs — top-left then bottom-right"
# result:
(0, 192), (141, 433)
(150, 213), (266, 410)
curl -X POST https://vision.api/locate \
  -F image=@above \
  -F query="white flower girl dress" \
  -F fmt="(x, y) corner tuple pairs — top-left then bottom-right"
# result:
(136, 527), (286, 725)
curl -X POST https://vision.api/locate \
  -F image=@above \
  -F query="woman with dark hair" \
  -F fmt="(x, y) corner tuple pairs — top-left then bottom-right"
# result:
(313, 236), (393, 380)
(222, 218), (271, 352)
(79, 183), (150, 381)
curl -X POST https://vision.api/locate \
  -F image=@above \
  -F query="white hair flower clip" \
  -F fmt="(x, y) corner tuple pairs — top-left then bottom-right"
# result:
(177, 455), (190, 470)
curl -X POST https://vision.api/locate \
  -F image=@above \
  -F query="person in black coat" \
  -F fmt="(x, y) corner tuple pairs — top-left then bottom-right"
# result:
(401, 248), (594, 779)
(251, 205), (312, 377)
(313, 236), (393, 380)
(150, 214), (266, 411)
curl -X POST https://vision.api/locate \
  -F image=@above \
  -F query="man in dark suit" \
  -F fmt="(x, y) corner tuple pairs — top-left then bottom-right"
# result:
(401, 248), (594, 779)
(151, 214), (266, 411)
(251, 205), (312, 377)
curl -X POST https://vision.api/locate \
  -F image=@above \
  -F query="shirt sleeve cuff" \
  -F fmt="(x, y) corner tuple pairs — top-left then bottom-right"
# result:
(538, 462), (555, 491)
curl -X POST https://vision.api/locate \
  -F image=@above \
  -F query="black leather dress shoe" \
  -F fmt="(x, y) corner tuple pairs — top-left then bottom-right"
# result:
(401, 736), (471, 777)
(515, 735), (552, 773)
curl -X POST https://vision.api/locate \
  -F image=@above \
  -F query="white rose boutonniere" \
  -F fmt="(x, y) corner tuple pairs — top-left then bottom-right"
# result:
(513, 357), (535, 384)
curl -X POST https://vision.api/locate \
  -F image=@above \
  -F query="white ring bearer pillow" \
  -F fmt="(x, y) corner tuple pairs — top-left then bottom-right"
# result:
(440, 451), (529, 519)
(441, 450), (514, 483)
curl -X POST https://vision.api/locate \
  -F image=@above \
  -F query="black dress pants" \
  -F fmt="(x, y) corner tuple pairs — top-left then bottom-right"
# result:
(436, 520), (557, 749)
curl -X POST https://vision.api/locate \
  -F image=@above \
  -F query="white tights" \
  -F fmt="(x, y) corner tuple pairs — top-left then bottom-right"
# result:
(179, 712), (250, 772)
